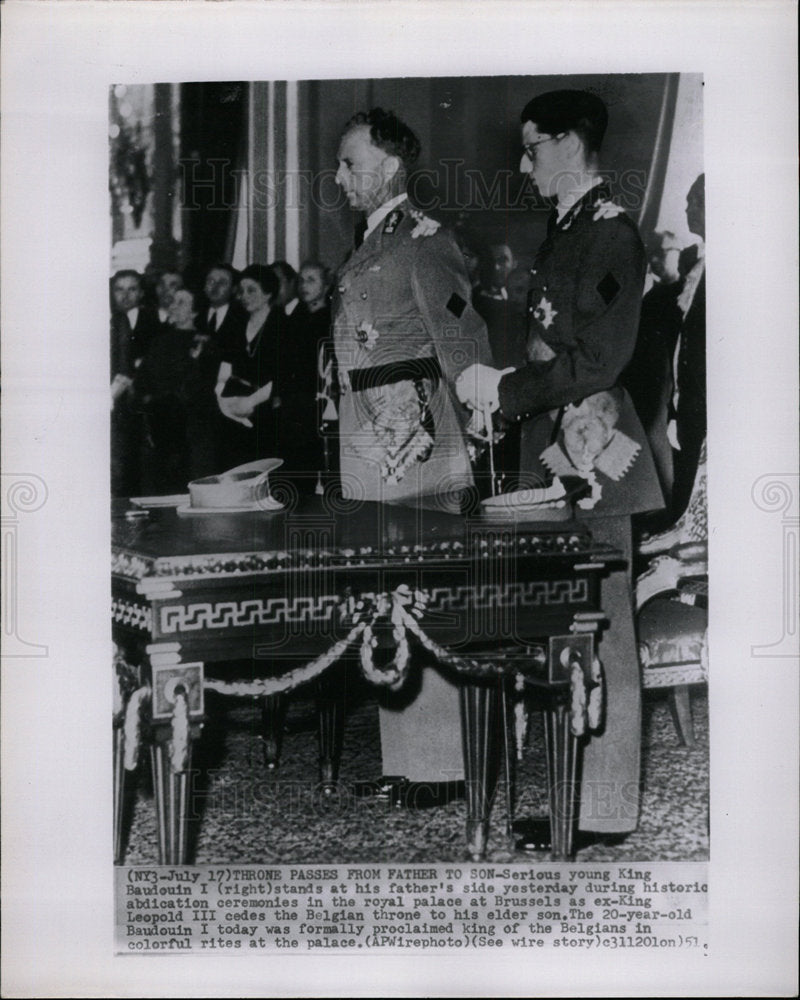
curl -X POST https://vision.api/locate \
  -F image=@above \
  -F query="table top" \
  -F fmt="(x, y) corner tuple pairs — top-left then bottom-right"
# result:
(112, 496), (616, 584)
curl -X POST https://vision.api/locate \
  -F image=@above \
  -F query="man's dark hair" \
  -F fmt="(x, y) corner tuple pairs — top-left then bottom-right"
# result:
(205, 261), (238, 282)
(688, 173), (705, 202)
(346, 107), (421, 170)
(453, 224), (485, 260)
(520, 90), (609, 155)
(240, 263), (279, 300)
(269, 260), (297, 286)
(111, 269), (143, 287)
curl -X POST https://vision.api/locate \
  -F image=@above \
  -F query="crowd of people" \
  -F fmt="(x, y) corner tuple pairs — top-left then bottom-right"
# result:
(110, 258), (338, 497)
(111, 190), (704, 529)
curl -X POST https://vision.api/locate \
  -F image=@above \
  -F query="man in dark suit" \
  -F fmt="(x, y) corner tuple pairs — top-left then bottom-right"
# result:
(200, 262), (245, 344)
(110, 269), (160, 496)
(110, 269), (159, 376)
(459, 90), (664, 843)
(197, 262), (247, 475)
(621, 230), (683, 508)
(669, 174), (706, 519)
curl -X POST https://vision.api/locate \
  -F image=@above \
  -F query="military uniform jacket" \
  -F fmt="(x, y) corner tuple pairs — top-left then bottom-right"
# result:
(498, 184), (663, 517)
(333, 198), (492, 506)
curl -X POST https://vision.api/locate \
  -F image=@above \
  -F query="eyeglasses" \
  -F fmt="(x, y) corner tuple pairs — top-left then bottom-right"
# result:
(522, 133), (565, 162)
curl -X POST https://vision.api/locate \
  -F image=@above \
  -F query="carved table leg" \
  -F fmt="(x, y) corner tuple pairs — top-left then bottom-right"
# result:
(316, 663), (345, 793)
(260, 694), (286, 769)
(543, 701), (580, 861)
(499, 676), (516, 837)
(460, 679), (501, 861)
(150, 740), (168, 864)
(150, 727), (195, 865)
(146, 654), (205, 864)
(113, 724), (126, 864)
(113, 643), (141, 865)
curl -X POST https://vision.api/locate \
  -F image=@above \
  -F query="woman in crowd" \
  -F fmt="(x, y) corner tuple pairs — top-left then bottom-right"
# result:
(276, 260), (335, 489)
(137, 288), (219, 492)
(215, 263), (283, 467)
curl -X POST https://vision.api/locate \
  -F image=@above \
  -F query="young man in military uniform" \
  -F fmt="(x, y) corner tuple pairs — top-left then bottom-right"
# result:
(458, 90), (664, 845)
(333, 108), (493, 804)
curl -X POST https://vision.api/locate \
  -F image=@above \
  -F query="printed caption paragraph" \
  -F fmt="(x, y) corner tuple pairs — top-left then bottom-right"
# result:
(116, 863), (708, 954)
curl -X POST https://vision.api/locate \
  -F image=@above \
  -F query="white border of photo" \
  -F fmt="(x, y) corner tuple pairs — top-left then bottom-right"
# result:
(2, 1), (797, 997)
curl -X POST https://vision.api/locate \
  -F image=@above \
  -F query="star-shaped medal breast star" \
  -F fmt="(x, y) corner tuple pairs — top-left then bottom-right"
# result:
(533, 294), (558, 330)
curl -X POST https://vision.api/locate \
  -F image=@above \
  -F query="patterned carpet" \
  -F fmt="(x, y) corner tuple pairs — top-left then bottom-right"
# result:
(120, 678), (709, 865)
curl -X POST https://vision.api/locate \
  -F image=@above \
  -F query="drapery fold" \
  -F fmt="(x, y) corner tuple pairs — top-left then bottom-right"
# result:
(637, 73), (681, 237)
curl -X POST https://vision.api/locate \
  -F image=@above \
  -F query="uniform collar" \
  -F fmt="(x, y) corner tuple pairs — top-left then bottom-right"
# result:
(479, 286), (507, 302)
(549, 178), (611, 234)
(679, 240), (705, 275)
(364, 193), (409, 241)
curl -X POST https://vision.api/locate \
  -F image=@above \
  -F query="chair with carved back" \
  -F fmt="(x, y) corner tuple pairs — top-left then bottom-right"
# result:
(636, 440), (708, 745)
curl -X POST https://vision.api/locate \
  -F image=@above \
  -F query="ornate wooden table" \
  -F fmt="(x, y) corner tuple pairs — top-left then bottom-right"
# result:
(112, 495), (617, 864)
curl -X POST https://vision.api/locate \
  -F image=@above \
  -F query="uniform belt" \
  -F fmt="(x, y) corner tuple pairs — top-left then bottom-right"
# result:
(348, 356), (442, 393)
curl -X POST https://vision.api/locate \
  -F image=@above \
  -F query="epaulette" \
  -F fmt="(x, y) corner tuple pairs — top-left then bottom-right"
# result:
(409, 208), (441, 239)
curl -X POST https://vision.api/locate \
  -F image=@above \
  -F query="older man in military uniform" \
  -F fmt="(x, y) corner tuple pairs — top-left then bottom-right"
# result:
(459, 90), (663, 843)
(333, 108), (493, 802)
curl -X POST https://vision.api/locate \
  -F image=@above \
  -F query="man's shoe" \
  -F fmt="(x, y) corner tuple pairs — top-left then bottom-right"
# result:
(401, 780), (466, 810)
(578, 831), (630, 848)
(513, 817), (630, 853)
(352, 776), (408, 806)
(513, 817), (552, 852)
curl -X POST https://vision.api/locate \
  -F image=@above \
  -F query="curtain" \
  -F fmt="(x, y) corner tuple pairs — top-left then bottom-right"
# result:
(230, 82), (301, 269)
(637, 73), (681, 238)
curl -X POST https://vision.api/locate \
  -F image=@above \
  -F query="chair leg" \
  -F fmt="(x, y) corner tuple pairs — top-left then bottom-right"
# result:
(668, 685), (696, 747)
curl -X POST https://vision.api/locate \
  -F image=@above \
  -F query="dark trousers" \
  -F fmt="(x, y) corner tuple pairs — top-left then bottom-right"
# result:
(577, 514), (641, 833)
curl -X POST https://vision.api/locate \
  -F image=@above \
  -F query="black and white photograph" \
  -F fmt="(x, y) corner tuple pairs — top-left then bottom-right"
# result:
(109, 73), (709, 871)
(2, 1), (797, 997)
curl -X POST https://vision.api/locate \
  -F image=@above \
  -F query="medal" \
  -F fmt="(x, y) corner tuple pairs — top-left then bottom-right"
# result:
(532, 294), (558, 330)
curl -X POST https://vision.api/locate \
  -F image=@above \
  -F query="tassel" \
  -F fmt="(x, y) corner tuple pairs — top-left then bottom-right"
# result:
(587, 656), (605, 731)
(570, 661), (588, 736)
(122, 686), (150, 771)
(169, 690), (190, 773)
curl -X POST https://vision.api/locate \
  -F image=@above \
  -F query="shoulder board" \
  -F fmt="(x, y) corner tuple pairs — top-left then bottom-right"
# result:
(409, 208), (441, 239)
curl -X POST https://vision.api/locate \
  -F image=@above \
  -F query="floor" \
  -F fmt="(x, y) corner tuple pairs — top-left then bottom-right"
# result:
(120, 676), (709, 866)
